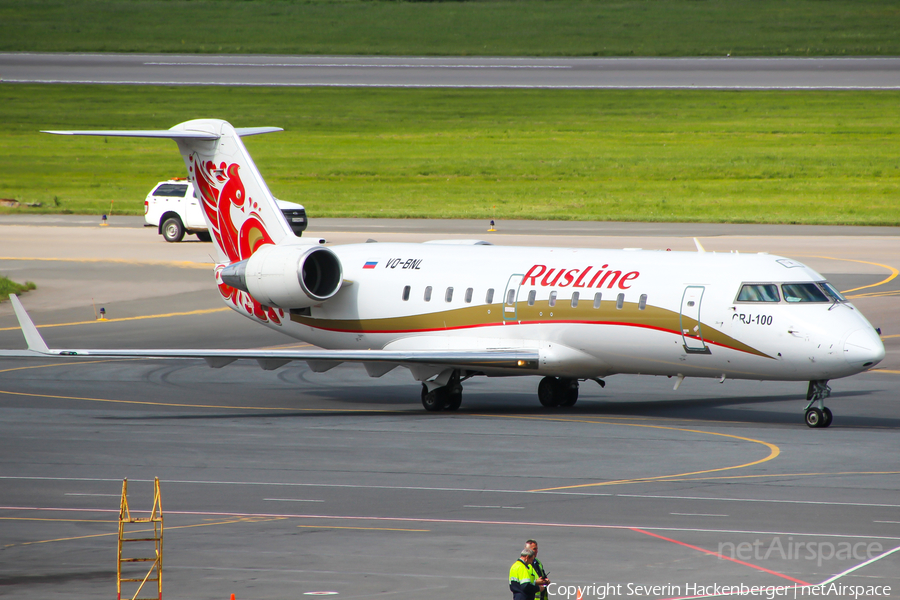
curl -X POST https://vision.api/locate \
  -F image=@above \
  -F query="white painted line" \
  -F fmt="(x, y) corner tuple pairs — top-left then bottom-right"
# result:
(817, 543), (900, 585)
(5, 505), (900, 540)
(144, 61), (571, 69)
(264, 498), (324, 503)
(464, 505), (524, 509)
(670, 513), (728, 517)
(0, 475), (613, 496)
(171, 563), (495, 581)
(619, 493), (900, 509)
(874, 520), (900, 524)
(4, 79), (900, 90)
(6, 477), (897, 510)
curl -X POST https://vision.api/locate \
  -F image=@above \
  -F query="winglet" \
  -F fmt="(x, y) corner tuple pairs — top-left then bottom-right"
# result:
(693, 237), (706, 253)
(9, 295), (50, 353)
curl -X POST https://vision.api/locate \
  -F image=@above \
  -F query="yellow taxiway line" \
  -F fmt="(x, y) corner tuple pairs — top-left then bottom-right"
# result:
(0, 307), (230, 332)
(485, 415), (781, 492)
(0, 256), (210, 269)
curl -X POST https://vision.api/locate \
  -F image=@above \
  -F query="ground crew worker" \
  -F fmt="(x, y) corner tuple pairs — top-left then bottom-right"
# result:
(509, 548), (540, 600)
(525, 539), (550, 600)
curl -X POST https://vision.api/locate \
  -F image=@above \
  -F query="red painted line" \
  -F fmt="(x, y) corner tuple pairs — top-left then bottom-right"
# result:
(629, 527), (810, 586)
(295, 320), (768, 357)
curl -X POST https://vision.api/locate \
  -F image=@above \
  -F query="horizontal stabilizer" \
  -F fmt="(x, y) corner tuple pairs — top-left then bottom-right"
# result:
(43, 129), (218, 139)
(42, 127), (282, 140)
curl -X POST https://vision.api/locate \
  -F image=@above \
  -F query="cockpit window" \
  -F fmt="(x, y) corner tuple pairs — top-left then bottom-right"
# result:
(737, 284), (780, 302)
(819, 281), (846, 302)
(782, 283), (829, 303)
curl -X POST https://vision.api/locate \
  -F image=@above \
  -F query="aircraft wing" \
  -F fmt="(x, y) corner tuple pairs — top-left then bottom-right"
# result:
(1, 296), (538, 372)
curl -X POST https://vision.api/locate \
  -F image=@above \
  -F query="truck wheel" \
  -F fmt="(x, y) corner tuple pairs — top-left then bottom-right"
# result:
(196, 231), (212, 242)
(162, 217), (185, 243)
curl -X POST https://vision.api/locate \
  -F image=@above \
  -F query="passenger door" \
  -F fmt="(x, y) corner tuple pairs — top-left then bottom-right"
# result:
(680, 286), (709, 353)
(502, 274), (524, 322)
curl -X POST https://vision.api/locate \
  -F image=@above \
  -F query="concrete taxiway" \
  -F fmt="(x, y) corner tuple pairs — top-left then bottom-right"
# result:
(3, 53), (900, 89)
(1, 219), (899, 599)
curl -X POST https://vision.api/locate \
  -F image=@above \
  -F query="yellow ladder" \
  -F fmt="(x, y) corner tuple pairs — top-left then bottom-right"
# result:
(117, 478), (163, 600)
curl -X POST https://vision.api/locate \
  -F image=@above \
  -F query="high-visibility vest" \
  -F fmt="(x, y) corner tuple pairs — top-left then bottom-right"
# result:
(509, 559), (538, 599)
(532, 558), (549, 600)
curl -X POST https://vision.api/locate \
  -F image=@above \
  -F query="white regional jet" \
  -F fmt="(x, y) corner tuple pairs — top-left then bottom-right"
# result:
(4, 119), (886, 427)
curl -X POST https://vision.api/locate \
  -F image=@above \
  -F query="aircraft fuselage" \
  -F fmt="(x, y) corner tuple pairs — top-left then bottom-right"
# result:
(235, 242), (884, 383)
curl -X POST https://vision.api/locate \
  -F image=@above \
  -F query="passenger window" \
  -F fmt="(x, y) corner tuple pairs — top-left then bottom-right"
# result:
(527, 290), (536, 306)
(616, 293), (624, 309)
(593, 292), (602, 309)
(402, 285), (410, 301)
(782, 283), (829, 303)
(571, 292), (579, 308)
(549, 291), (557, 307)
(485, 288), (494, 304)
(445, 287), (454, 302)
(424, 286), (432, 302)
(506, 289), (516, 305)
(465, 288), (473, 303)
(638, 294), (647, 310)
(737, 283), (780, 303)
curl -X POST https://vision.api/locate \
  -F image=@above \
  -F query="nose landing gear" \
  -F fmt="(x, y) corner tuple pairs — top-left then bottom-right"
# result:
(804, 380), (833, 428)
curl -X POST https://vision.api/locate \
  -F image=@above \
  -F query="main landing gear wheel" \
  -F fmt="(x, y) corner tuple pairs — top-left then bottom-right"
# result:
(804, 379), (833, 428)
(538, 377), (557, 407)
(537, 377), (579, 408)
(421, 370), (464, 412)
(421, 384), (447, 412)
(445, 389), (463, 411)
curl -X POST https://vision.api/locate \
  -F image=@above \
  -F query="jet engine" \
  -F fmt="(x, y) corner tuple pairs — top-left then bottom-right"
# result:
(220, 244), (343, 309)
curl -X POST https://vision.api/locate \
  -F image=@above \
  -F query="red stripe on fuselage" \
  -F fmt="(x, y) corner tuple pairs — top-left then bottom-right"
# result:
(288, 319), (768, 358)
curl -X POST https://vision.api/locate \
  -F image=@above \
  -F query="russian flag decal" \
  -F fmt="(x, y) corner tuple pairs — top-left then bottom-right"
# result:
(363, 261), (378, 269)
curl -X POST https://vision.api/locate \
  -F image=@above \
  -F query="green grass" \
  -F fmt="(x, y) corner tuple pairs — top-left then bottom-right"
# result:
(0, 276), (36, 302)
(2, 0), (900, 56)
(1, 84), (898, 225)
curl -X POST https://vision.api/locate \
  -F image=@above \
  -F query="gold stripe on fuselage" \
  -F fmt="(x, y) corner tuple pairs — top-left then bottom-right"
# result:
(290, 300), (771, 358)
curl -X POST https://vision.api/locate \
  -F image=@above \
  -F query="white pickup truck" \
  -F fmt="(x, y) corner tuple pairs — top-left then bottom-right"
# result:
(143, 179), (308, 242)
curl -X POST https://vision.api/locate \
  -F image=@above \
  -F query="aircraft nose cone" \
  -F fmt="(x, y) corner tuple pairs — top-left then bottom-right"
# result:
(843, 328), (885, 369)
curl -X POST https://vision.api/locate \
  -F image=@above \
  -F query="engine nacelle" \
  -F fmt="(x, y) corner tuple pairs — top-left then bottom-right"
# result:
(220, 244), (343, 309)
